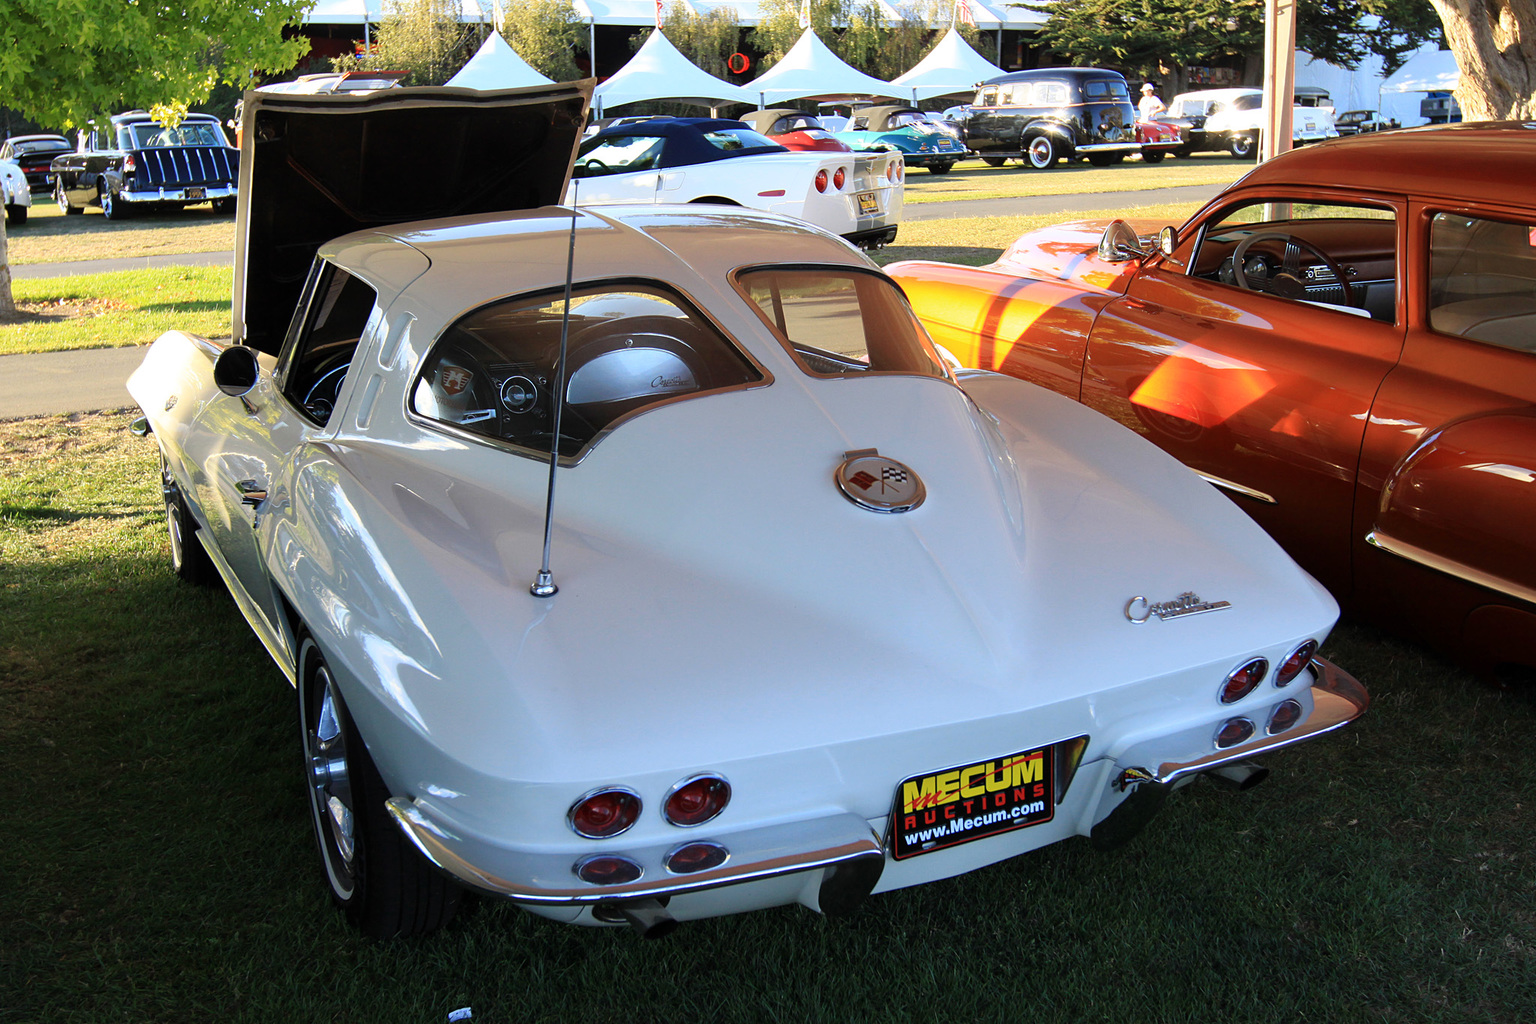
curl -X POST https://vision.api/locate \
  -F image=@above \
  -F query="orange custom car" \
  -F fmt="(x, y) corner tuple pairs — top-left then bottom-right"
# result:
(889, 123), (1536, 677)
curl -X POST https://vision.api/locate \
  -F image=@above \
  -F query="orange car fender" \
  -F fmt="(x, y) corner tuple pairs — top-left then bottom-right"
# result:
(1371, 408), (1536, 611)
(890, 261), (1118, 400)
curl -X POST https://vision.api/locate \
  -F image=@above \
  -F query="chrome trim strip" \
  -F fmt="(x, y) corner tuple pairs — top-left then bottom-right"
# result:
(1197, 471), (1277, 505)
(122, 186), (237, 203)
(1149, 657), (1367, 785)
(1366, 529), (1536, 606)
(1076, 143), (1141, 153)
(387, 802), (883, 906)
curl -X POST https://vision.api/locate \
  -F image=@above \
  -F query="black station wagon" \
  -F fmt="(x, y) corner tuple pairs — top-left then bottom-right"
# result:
(964, 67), (1139, 169)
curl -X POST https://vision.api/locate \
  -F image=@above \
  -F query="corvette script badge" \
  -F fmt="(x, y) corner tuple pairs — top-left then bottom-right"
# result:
(1124, 591), (1231, 624)
(835, 448), (925, 513)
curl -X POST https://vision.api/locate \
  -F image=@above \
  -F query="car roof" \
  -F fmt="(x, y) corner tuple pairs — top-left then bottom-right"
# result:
(1233, 123), (1536, 206)
(1171, 88), (1259, 101)
(981, 67), (1126, 85)
(588, 116), (786, 162)
(4, 134), (70, 144)
(110, 110), (220, 125)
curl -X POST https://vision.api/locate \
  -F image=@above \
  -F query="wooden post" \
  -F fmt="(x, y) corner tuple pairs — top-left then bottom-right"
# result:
(1261, 0), (1296, 162)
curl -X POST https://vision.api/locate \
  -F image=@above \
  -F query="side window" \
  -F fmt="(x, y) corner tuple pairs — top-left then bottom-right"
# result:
(412, 285), (763, 459)
(1190, 198), (1398, 322)
(573, 135), (664, 177)
(1428, 212), (1536, 352)
(279, 262), (377, 425)
(737, 267), (949, 380)
(977, 86), (998, 106)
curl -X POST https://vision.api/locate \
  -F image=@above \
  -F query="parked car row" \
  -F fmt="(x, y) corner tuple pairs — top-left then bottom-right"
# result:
(1, 110), (238, 224)
(129, 82), (1369, 941)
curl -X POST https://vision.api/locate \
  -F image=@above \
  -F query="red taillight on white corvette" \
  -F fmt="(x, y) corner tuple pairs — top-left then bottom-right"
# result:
(568, 787), (641, 838)
(663, 774), (730, 827)
(833, 166), (846, 190)
(1275, 640), (1317, 686)
(814, 169), (829, 193)
(1219, 657), (1268, 704)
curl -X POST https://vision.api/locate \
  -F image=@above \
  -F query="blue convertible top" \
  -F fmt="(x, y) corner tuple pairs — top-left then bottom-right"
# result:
(582, 117), (788, 168)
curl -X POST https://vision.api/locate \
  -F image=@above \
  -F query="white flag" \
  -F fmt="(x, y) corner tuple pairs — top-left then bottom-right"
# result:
(798, 0), (812, 29)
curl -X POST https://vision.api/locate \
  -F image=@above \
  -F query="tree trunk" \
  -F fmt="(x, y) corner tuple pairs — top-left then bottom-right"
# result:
(1430, 0), (1536, 120)
(0, 216), (14, 316)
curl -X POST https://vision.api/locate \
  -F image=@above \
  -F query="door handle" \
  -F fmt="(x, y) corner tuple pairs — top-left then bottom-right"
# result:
(235, 479), (268, 506)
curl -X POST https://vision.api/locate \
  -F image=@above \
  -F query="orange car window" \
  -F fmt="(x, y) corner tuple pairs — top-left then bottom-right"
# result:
(1428, 212), (1536, 353)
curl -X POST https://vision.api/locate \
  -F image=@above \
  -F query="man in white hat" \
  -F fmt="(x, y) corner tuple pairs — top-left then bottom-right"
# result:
(1138, 82), (1166, 121)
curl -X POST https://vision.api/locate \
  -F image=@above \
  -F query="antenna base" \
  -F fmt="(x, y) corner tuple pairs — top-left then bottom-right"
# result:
(530, 571), (558, 598)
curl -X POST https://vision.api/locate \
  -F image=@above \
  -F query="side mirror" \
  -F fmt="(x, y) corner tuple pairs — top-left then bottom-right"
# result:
(213, 345), (261, 398)
(1097, 220), (1147, 263)
(1159, 225), (1178, 256)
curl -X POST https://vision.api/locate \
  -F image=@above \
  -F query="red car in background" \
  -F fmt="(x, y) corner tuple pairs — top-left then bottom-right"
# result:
(738, 108), (854, 153)
(890, 124), (1536, 679)
(1136, 119), (1183, 163)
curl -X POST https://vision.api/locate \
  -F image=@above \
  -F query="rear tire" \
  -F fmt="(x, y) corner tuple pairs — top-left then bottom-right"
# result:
(1142, 151), (1166, 164)
(926, 162), (954, 174)
(981, 156), (1007, 167)
(212, 197), (236, 214)
(55, 181), (83, 215)
(299, 638), (461, 938)
(4, 203), (26, 226)
(100, 186), (130, 220)
(1229, 133), (1256, 159)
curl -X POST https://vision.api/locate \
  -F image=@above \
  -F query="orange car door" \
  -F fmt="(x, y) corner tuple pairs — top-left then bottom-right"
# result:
(1354, 203), (1536, 666)
(1078, 194), (1408, 598)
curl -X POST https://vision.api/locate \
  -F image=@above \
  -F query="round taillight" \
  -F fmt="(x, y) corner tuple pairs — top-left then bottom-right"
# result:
(574, 854), (642, 885)
(568, 787), (641, 838)
(833, 166), (846, 190)
(1267, 698), (1304, 735)
(815, 169), (829, 193)
(1219, 657), (1269, 704)
(1215, 716), (1256, 749)
(663, 774), (730, 827)
(1275, 640), (1317, 687)
(891, 160), (903, 183)
(664, 841), (729, 875)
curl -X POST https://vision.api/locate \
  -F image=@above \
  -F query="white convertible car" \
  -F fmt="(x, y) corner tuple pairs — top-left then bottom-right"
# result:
(569, 116), (903, 249)
(128, 83), (1366, 939)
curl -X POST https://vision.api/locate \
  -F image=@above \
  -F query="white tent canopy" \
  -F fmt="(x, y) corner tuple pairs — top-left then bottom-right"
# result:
(889, 26), (1003, 102)
(1382, 48), (1459, 93)
(446, 31), (554, 89)
(748, 28), (902, 105)
(592, 29), (754, 114)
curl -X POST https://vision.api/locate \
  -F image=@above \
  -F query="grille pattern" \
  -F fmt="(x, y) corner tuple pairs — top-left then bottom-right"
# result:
(131, 146), (237, 189)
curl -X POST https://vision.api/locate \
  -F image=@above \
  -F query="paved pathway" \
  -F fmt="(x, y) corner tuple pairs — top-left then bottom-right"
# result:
(1, 183), (1225, 420)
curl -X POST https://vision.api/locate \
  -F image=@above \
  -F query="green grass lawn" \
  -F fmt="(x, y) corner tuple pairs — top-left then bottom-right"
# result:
(1, 266), (233, 355)
(1, 412), (1534, 1023)
(900, 153), (1248, 204)
(5, 199), (236, 265)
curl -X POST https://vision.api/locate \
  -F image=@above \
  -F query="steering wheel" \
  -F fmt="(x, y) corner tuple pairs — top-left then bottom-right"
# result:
(579, 158), (609, 175)
(1231, 231), (1354, 306)
(301, 356), (351, 423)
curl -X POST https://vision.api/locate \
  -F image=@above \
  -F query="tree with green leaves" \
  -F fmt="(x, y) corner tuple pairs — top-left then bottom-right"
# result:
(0, 0), (308, 314)
(333, 0), (482, 86)
(748, 0), (995, 84)
(496, 0), (587, 83)
(1028, 0), (1439, 94)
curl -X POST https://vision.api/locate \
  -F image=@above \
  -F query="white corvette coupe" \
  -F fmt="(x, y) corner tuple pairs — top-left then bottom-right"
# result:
(569, 116), (903, 249)
(127, 83), (1365, 939)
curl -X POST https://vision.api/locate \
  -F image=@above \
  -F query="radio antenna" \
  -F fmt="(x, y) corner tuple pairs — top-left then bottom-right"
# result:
(531, 188), (580, 598)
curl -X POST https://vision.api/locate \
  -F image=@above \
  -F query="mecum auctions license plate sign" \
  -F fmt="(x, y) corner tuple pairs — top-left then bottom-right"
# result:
(857, 190), (879, 215)
(890, 745), (1054, 860)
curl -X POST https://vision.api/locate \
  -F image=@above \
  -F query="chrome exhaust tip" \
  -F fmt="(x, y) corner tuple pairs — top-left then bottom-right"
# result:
(1206, 762), (1270, 791)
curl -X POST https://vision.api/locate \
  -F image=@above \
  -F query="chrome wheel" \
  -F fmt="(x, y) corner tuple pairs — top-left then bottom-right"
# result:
(159, 451), (217, 586)
(304, 658), (358, 900)
(56, 180), (82, 215)
(1026, 135), (1057, 169)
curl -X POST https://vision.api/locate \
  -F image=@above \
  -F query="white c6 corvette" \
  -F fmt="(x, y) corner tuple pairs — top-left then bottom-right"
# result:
(128, 83), (1366, 939)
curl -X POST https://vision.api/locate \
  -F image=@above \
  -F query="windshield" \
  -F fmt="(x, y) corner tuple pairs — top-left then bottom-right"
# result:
(736, 267), (950, 380)
(13, 139), (70, 155)
(121, 122), (227, 148)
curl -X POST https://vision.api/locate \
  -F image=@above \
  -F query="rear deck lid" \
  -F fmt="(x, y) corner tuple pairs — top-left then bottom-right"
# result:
(234, 81), (590, 352)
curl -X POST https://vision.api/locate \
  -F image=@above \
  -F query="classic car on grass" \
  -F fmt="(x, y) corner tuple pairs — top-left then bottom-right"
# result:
(737, 108), (854, 153)
(831, 105), (970, 174)
(1, 133), (72, 194)
(52, 110), (238, 219)
(1157, 88), (1337, 158)
(1, 153), (30, 226)
(127, 82), (1366, 940)
(1135, 119), (1184, 163)
(570, 116), (902, 248)
(1334, 110), (1398, 136)
(888, 122), (1536, 679)
(965, 68), (1140, 168)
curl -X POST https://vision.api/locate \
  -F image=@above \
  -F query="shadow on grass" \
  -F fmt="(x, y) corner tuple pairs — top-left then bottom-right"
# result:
(872, 243), (1002, 268)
